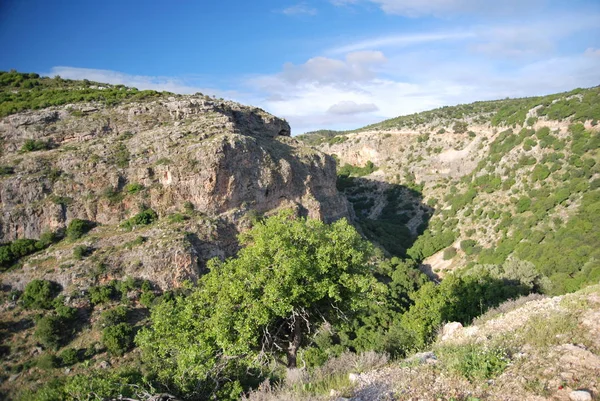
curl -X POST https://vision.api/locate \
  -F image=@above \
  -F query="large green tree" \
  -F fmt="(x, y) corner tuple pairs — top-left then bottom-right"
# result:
(136, 210), (383, 398)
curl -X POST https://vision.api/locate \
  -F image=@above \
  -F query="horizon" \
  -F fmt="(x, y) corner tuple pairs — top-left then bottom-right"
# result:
(1, 0), (599, 133)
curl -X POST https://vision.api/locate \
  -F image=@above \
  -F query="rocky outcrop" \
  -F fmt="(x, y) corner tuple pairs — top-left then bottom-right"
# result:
(0, 95), (350, 289)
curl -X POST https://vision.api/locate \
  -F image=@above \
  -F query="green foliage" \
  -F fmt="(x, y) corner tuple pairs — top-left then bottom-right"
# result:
(337, 160), (377, 178)
(20, 367), (153, 401)
(22, 279), (60, 309)
(443, 247), (457, 260)
(296, 129), (347, 146)
(0, 70), (167, 117)
(516, 197), (532, 213)
(35, 315), (68, 350)
(124, 182), (144, 194)
(120, 209), (158, 230)
(111, 143), (130, 168)
(139, 290), (156, 307)
(66, 219), (93, 241)
(100, 306), (128, 326)
(59, 348), (80, 366)
(460, 239), (478, 255)
(453, 121), (468, 134)
(36, 353), (60, 370)
(102, 323), (134, 356)
(401, 271), (528, 348)
(88, 284), (115, 305)
(136, 211), (382, 398)
(437, 343), (509, 382)
(0, 165), (14, 175)
(407, 230), (455, 261)
(21, 139), (51, 152)
(72, 245), (90, 260)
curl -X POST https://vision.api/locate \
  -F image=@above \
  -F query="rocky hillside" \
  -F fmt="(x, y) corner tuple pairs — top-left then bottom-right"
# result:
(245, 284), (600, 401)
(299, 87), (600, 293)
(0, 71), (349, 290)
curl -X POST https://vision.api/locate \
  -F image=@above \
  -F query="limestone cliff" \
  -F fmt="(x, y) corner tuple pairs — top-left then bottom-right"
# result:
(0, 95), (349, 290)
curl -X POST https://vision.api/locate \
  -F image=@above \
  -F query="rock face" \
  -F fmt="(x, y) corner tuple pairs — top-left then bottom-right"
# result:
(0, 95), (349, 289)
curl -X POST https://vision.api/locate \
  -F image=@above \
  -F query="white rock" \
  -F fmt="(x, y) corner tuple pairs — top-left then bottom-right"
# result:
(441, 321), (463, 341)
(348, 372), (360, 382)
(569, 390), (592, 401)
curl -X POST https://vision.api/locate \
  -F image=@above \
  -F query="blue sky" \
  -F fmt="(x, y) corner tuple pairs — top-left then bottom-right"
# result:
(1, 0), (599, 133)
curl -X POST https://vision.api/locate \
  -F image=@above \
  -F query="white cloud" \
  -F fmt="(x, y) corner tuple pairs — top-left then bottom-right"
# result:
(281, 3), (317, 16)
(327, 100), (379, 115)
(330, 31), (475, 54)
(43, 66), (242, 99)
(585, 47), (600, 57)
(277, 51), (387, 84)
(332, 0), (546, 17)
(46, 66), (204, 94)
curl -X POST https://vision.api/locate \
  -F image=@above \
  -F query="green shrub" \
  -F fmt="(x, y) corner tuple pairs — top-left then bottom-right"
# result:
(72, 245), (90, 260)
(120, 209), (158, 230)
(100, 306), (128, 327)
(88, 285), (115, 305)
(139, 291), (156, 307)
(437, 343), (509, 382)
(124, 183), (143, 194)
(22, 280), (60, 309)
(460, 240), (477, 255)
(443, 247), (457, 260)
(59, 348), (80, 366)
(36, 353), (60, 369)
(102, 323), (133, 356)
(183, 201), (195, 212)
(21, 139), (51, 152)
(66, 219), (93, 241)
(0, 165), (14, 175)
(35, 315), (68, 350)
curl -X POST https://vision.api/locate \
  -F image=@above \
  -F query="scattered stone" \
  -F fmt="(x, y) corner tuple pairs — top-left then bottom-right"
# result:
(441, 322), (463, 341)
(569, 390), (592, 401)
(98, 360), (110, 369)
(348, 372), (360, 382)
(406, 351), (437, 365)
(8, 373), (20, 382)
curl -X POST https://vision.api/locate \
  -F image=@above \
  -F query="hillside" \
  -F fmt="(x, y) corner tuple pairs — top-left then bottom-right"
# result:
(300, 86), (600, 293)
(0, 74), (598, 401)
(245, 284), (600, 401)
(0, 71), (348, 290)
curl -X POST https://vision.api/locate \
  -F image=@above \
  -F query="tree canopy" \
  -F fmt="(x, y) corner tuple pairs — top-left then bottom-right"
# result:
(136, 210), (384, 399)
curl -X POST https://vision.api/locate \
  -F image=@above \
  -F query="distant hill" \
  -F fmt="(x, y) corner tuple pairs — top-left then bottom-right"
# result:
(306, 86), (600, 294)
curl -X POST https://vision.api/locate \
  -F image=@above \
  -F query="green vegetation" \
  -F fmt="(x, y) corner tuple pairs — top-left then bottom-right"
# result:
(22, 279), (60, 309)
(102, 323), (134, 356)
(21, 139), (51, 152)
(120, 208), (158, 230)
(296, 129), (347, 146)
(443, 247), (457, 260)
(66, 219), (94, 241)
(437, 343), (509, 381)
(0, 70), (169, 117)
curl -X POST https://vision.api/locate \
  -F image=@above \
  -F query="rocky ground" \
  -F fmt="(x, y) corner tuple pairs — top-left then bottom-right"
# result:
(345, 285), (600, 401)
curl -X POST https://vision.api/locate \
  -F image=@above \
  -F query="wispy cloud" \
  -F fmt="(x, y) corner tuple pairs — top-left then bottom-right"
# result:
(331, 0), (546, 18)
(329, 31), (476, 54)
(43, 66), (246, 100)
(281, 3), (318, 16)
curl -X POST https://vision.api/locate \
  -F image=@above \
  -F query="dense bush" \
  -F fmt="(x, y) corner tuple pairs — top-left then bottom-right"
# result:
(120, 209), (158, 230)
(102, 323), (134, 356)
(443, 247), (457, 260)
(59, 348), (80, 366)
(22, 279), (60, 309)
(35, 315), (69, 350)
(21, 139), (51, 152)
(66, 219), (94, 241)
(88, 284), (116, 305)
(100, 306), (128, 327)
